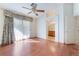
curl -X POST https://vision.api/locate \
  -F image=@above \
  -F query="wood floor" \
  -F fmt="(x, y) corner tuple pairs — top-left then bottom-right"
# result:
(0, 38), (79, 56)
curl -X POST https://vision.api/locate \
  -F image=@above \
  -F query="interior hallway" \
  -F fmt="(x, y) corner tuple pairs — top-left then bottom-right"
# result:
(0, 38), (79, 56)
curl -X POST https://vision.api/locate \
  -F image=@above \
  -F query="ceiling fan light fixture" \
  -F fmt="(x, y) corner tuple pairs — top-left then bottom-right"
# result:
(22, 3), (45, 16)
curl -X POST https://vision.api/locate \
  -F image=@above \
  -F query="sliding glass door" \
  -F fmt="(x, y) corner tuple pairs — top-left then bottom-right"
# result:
(14, 17), (31, 41)
(22, 20), (31, 39)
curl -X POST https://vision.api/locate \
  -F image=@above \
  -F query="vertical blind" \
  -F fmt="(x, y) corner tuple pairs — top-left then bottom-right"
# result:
(14, 17), (31, 41)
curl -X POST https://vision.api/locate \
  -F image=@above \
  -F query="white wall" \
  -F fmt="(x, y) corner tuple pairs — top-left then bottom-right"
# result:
(73, 3), (79, 16)
(63, 4), (76, 44)
(30, 17), (37, 38)
(48, 19), (55, 31)
(37, 14), (47, 39)
(0, 9), (4, 44)
(74, 16), (79, 44)
(55, 4), (65, 43)
(57, 3), (75, 44)
(73, 4), (79, 44)
(55, 3), (75, 44)
(48, 23), (55, 31)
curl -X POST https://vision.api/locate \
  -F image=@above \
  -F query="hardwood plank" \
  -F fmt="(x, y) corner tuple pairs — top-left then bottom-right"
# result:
(0, 38), (79, 56)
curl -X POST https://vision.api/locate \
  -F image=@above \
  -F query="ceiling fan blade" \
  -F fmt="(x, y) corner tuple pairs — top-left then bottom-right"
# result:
(36, 10), (45, 12)
(22, 7), (31, 10)
(27, 11), (32, 14)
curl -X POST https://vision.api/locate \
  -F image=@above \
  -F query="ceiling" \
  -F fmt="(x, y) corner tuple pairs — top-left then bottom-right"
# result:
(0, 3), (60, 17)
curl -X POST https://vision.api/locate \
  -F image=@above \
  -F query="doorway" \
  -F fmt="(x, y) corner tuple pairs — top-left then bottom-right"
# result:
(47, 17), (56, 41)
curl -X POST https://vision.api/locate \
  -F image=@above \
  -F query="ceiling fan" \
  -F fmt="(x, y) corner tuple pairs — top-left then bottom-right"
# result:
(22, 3), (45, 16)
